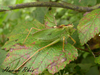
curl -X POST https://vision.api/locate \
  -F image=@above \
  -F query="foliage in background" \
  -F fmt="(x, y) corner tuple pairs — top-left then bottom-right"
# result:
(0, 0), (100, 75)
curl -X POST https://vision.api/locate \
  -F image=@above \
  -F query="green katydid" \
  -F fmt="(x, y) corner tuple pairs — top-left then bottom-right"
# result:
(15, 24), (76, 71)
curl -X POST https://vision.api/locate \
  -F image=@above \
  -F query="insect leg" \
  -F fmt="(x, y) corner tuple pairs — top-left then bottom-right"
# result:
(16, 39), (60, 71)
(63, 36), (65, 52)
(68, 35), (76, 45)
(23, 27), (41, 44)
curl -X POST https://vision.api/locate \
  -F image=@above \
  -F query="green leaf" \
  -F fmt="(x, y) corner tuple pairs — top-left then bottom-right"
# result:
(44, 9), (57, 27)
(97, 0), (100, 3)
(81, 56), (95, 64)
(63, 0), (97, 6)
(42, 70), (52, 75)
(85, 66), (99, 75)
(2, 42), (78, 74)
(31, 7), (48, 23)
(0, 49), (7, 65)
(16, 0), (24, 4)
(77, 64), (92, 72)
(0, 49), (14, 75)
(39, 0), (49, 1)
(2, 0), (16, 5)
(2, 19), (45, 50)
(5, 11), (22, 21)
(95, 56), (100, 64)
(0, 67), (14, 75)
(77, 9), (100, 45)
(0, 13), (7, 25)
(73, 0), (96, 6)
(0, 5), (10, 10)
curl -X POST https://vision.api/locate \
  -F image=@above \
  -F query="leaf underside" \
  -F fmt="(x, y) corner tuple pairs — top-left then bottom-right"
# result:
(77, 9), (100, 45)
(2, 42), (78, 75)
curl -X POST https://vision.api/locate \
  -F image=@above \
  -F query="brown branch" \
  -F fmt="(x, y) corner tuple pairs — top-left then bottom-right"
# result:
(0, 2), (100, 12)
(76, 47), (89, 52)
(76, 47), (100, 56)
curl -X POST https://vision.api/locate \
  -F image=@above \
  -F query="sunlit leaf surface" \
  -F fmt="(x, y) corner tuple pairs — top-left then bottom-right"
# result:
(2, 19), (45, 50)
(2, 9), (78, 75)
(2, 42), (78, 75)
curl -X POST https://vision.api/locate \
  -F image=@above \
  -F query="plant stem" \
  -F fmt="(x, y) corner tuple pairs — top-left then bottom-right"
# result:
(0, 2), (100, 12)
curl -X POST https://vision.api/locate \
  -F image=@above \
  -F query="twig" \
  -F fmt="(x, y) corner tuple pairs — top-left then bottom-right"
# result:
(0, 2), (100, 12)
(86, 44), (95, 58)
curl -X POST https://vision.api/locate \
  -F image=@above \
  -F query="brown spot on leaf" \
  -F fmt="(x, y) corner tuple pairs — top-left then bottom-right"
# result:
(32, 42), (35, 45)
(6, 53), (10, 57)
(61, 58), (67, 63)
(33, 68), (39, 75)
(50, 62), (57, 68)
(68, 52), (71, 55)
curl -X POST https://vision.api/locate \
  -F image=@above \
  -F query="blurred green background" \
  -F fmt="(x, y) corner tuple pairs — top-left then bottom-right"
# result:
(0, 0), (100, 75)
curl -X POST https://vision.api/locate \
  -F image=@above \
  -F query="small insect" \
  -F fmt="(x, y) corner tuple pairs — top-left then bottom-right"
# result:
(16, 24), (76, 71)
